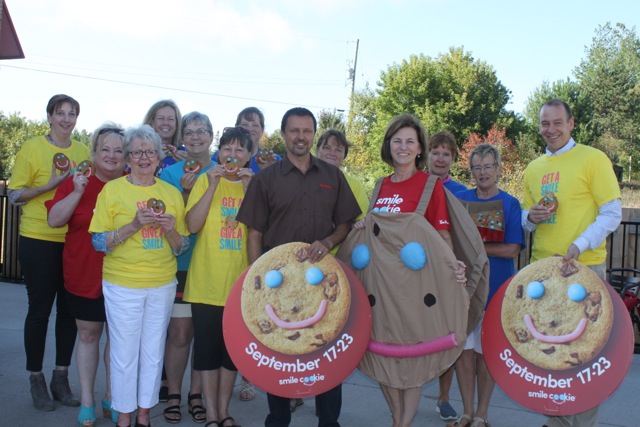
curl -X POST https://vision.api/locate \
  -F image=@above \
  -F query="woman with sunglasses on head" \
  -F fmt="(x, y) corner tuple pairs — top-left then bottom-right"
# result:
(89, 125), (190, 427)
(8, 94), (89, 411)
(159, 112), (216, 424)
(46, 123), (127, 427)
(184, 126), (254, 427)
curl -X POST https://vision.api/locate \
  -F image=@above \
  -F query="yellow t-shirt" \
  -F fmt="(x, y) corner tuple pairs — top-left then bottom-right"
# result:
(89, 176), (188, 288)
(329, 173), (369, 255)
(523, 144), (621, 265)
(9, 136), (89, 242)
(184, 176), (248, 306)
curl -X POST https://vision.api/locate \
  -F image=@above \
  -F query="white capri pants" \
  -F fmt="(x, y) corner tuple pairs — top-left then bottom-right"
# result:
(103, 279), (177, 413)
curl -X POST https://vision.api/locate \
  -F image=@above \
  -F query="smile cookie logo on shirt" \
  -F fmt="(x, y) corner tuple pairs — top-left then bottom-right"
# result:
(501, 257), (613, 370)
(241, 242), (351, 355)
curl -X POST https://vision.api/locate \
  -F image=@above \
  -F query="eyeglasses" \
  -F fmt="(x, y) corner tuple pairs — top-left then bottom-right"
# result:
(97, 127), (124, 137)
(471, 163), (497, 173)
(129, 150), (158, 159)
(183, 129), (210, 138)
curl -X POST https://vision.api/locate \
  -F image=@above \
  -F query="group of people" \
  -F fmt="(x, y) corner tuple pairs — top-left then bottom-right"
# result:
(9, 94), (620, 427)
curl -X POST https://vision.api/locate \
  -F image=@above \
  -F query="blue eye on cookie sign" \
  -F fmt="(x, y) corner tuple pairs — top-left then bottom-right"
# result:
(483, 257), (633, 415)
(223, 242), (372, 398)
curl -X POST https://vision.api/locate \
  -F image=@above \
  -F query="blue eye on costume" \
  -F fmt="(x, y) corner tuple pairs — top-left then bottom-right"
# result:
(306, 267), (324, 285)
(265, 270), (283, 288)
(400, 242), (427, 271)
(352, 244), (370, 270)
(527, 281), (545, 299)
(567, 283), (587, 302)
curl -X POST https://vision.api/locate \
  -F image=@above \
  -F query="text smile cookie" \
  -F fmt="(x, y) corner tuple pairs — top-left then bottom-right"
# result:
(501, 257), (613, 370)
(241, 242), (351, 356)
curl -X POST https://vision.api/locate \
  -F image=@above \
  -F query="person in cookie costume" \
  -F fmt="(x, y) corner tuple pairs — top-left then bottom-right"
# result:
(8, 94), (89, 411)
(159, 112), (216, 423)
(89, 125), (190, 427)
(183, 126), (254, 427)
(522, 99), (622, 427)
(46, 123), (127, 427)
(337, 114), (473, 427)
(236, 107), (361, 427)
(452, 143), (525, 427)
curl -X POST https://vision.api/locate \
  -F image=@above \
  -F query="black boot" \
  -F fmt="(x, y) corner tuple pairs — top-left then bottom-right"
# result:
(49, 369), (80, 407)
(30, 373), (54, 411)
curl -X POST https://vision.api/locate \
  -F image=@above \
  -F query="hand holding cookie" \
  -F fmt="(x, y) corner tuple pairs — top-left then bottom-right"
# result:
(154, 212), (176, 233)
(71, 170), (89, 194)
(205, 165), (225, 185)
(146, 198), (166, 229)
(528, 203), (552, 224)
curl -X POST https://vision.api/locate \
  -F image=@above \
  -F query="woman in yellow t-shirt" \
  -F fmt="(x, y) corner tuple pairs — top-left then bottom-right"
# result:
(89, 125), (189, 427)
(8, 94), (89, 411)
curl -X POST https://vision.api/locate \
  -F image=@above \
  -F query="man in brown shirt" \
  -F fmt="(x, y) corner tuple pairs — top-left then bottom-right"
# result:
(237, 107), (361, 427)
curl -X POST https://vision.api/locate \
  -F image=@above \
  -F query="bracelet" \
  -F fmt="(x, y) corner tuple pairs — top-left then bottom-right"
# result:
(112, 228), (124, 245)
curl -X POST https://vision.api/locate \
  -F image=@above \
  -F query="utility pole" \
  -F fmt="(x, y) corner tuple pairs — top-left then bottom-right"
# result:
(350, 39), (359, 97)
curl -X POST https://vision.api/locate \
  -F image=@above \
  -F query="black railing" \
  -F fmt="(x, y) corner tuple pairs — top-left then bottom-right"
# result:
(0, 190), (22, 282)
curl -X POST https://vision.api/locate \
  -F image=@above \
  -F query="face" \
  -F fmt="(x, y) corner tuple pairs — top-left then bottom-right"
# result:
(281, 115), (315, 158)
(428, 144), (453, 178)
(47, 102), (77, 138)
(470, 153), (499, 192)
(317, 136), (346, 167)
(182, 121), (213, 156)
(94, 133), (125, 176)
(152, 106), (177, 144)
(220, 139), (251, 170)
(238, 114), (264, 149)
(539, 104), (574, 153)
(128, 137), (160, 177)
(389, 127), (421, 169)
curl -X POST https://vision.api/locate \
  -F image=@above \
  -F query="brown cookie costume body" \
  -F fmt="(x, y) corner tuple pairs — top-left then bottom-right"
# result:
(241, 242), (351, 355)
(336, 176), (488, 389)
(502, 257), (613, 370)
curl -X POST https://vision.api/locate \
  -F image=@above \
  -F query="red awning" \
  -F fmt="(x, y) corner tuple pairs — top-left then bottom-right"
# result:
(0, 1), (25, 60)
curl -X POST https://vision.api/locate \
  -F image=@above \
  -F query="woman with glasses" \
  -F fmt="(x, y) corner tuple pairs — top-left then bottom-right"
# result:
(184, 126), (254, 427)
(159, 112), (216, 424)
(89, 124), (190, 427)
(143, 99), (188, 177)
(8, 94), (88, 411)
(46, 123), (127, 427)
(449, 143), (524, 427)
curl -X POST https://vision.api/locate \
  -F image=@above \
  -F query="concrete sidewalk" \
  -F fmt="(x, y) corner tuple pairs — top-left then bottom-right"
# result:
(1, 281), (638, 427)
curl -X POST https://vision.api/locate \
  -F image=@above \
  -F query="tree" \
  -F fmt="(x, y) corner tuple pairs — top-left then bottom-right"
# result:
(0, 113), (49, 179)
(316, 109), (346, 136)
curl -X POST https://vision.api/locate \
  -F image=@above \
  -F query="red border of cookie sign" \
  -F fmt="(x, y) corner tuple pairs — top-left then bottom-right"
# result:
(223, 257), (372, 398)
(482, 274), (633, 416)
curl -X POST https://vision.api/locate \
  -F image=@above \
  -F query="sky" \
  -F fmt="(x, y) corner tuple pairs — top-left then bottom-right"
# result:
(1, 0), (639, 136)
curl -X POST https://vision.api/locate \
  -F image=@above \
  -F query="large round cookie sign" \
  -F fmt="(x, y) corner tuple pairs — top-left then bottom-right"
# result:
(223, 242), (372, 398)
(483, 257), (633, 415)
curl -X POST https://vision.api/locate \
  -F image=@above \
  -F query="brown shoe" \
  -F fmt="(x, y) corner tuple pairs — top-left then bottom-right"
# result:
(50, 369), (80, 407)
(30, 373), (54, 411)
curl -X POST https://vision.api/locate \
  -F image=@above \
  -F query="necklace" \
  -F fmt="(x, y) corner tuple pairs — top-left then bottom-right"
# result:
(45, 133), (71, 149)
(127, 175), (155, 187)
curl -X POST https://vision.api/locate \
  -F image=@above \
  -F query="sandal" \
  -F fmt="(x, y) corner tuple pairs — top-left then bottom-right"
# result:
(204, 422), (219, 427)
(102, 399), (119, 424)
(447, 414), (472, 427)
(470, 417), (490, 427)
(239, 379), (256, 401)
(289, 398), (304, 412)
(77, 404), (96, 427)
(188, 393), (206, 423)
(163, 394), (181, 424)
(219, 417), (241, 427)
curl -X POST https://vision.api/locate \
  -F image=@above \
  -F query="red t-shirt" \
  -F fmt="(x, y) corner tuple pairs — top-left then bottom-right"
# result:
(45, 176), (106, 299)
(372, 170), (451, 231)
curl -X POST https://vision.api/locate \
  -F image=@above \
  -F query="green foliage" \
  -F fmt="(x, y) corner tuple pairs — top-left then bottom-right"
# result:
(316, 109), (346, 136)
(262, 130), (286, 157)
(0, 112), (49, 179)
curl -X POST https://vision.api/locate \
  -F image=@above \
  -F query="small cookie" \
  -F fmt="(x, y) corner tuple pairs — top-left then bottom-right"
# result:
(539, 191), (558, 213)
(76, 160), (94, 177)
(225, 215), (239, 230)
(501, 257), (613, 370)
(53, 153), (70, 173)
(222, 156), (240, 177)
(241, 242), (351, 355)
(146, 198), (166, 229)
(183, 159), (202, 174)
(163, 144), (177, 157)
(257, 147), (271, 161)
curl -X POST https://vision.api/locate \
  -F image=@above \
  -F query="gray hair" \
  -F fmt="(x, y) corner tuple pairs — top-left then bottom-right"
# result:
(124, 124), (165, 162)
(182, 111), (213, 135)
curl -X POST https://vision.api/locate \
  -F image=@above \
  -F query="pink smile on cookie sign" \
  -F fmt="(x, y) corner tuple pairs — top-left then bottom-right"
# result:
(223, 242), (372, 398)
(483, 257), (634, 415)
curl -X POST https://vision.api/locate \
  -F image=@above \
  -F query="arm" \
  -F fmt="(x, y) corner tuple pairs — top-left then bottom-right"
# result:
(47, 173), (88, 227)
(12, 163), (71, 204)
(185, 166), (223, 234)
(437, 229), (453, 251)
(484, 242), (521, 259)
(247, 228), (264, 264)
(565, 198), (622, 260)
(308, 222), (351, 263)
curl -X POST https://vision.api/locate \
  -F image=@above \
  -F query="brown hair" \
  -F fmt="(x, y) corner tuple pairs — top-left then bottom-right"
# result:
(380, 114), (427, 170)
(46, 94), (80, 117)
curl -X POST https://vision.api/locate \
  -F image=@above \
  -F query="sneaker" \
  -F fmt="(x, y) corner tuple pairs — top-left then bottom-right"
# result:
(436, 400), (458, 421)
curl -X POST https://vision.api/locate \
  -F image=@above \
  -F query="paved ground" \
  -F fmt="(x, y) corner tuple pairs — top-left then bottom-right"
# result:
(1, 281), (638, 427)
